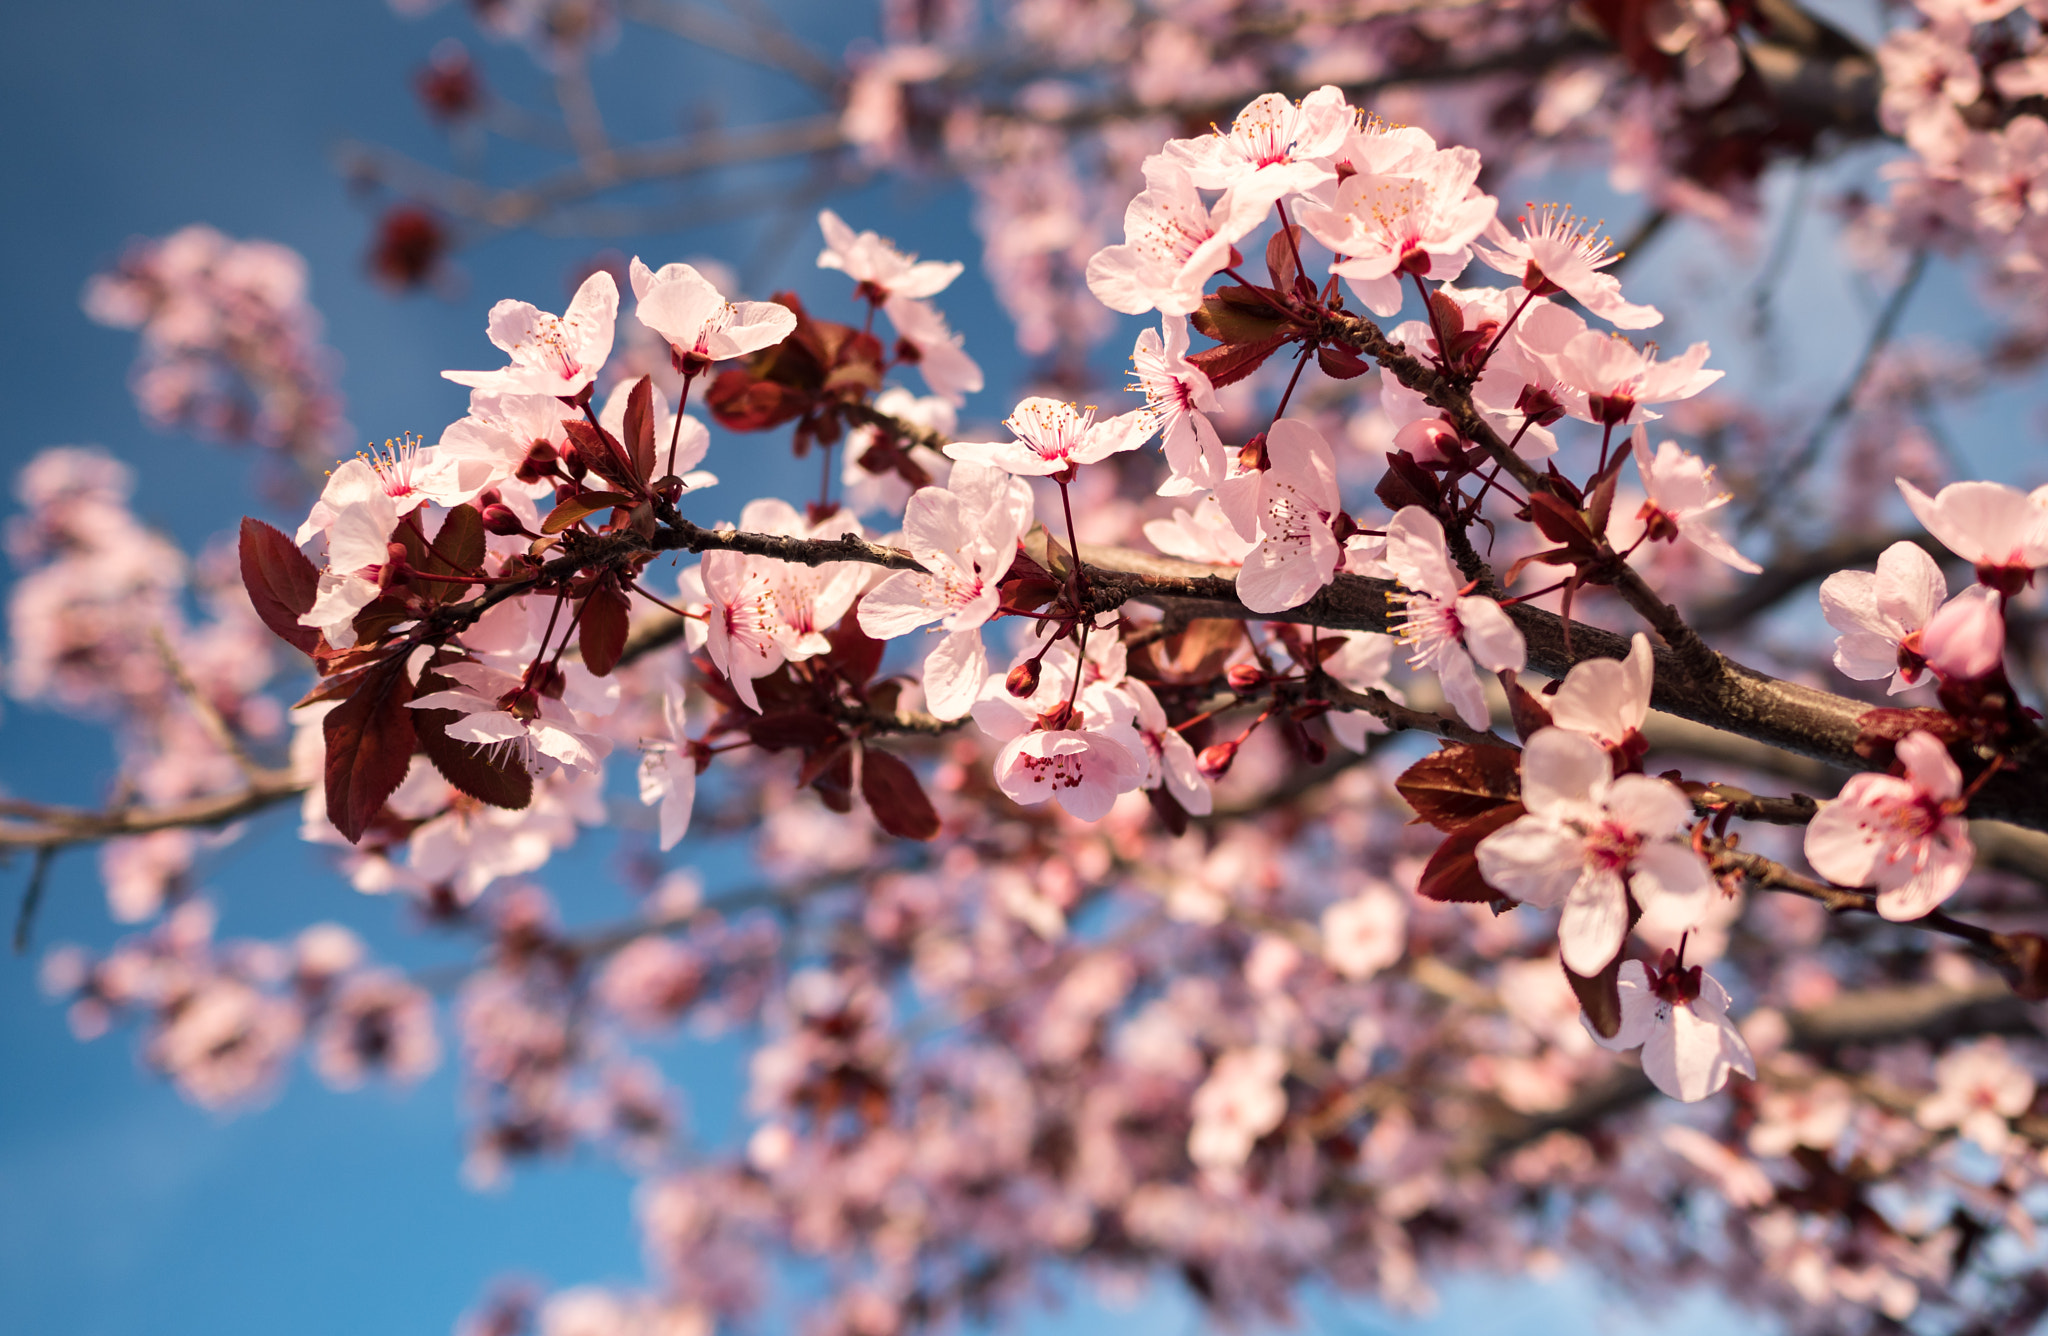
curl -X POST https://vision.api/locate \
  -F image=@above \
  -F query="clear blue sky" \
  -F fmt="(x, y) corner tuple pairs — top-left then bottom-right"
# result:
(0, 1), (1931, 1331)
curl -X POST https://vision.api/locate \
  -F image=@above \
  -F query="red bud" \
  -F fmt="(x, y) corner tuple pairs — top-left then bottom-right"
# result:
(1006, 660), (1042, 697)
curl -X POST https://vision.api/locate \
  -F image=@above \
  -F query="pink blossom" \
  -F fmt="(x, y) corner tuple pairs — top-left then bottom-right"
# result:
(444, 270), (618, 397)
(944, 397), (1151, 477)
(1819, 540), (1960, 691)
(297, 434), (494, 545)
(1804, 730), (1974, 921)
(312, 970), (441, 1090)
(1187, 1046), (1289, 1176)
(1320, 631), (1403, 752)
(637, 689), (697, 852)
(1632, 427), (1761, 573)
(408, 660), (615, 776)
(1551, 333), (1721, 426)
(595, 938), (705, 1033)
(1958, 116), (2048, 233)
(1476, 728), (1713, 975)
(1384, 506), (1526, 730)
(629, 258), (796, 370)
(1320, 881), (1407, 981)
(1236, 419), (1344, 615)
(882, 294), (984, 405)
(1159, 86), (1350, 215)
(1590, 957), (1756, 1102)
(1549, 632), (1654, 751)
(1897, 477), (2048, 586)
(1142, 496), (1257, 566)
(1296, 146), (1499, 317)
(1116, 677), (1213, 816)
(699, 502), (867, 710)
(297, 485), (399, 649)
(816, 209), (964, 300)
(1130, 315), (1224, 495)
(1085, 157), (1260, 317)
(857, 461), (1035, 719)
(1915, 1037), (2036, 1154)
(1876, 26), (1980, 160)
(1475, 204), (1661, 329)
(992, 729), (1144, 822)
(1921, 584), (2007, 681)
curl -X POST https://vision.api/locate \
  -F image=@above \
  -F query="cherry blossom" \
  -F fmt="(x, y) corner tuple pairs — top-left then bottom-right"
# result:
(1159, 85), (1349, 214)
(816, 209), (964, 300)
(312, 970), (441, 1090)
(1589, 956), (1757, 1102)
(880, 294), (983, 405)
(1549, 632), (1654, 753)
(1130, 315), (1224, 495)
(637, 689), (697, 852)
(409, 660), (616, 776)
(1550, 332), (1721, 426)
(1142, 495), (1256, 567)
(1918, 584), (2007, 680)
(991, 728), (1143, 822)
(1475, 204), (1661, 329)
(1897, 478), (2048, 590)
(856, 461), (1034, 719)
(1915, 1037), (2037, 1154)
(1477, 728), (1714, 975)
(1319, 631), (1403, 752)
(1295, 146), (1499, 317)
(1235, 419), (1344, 615)
(444, 270), (618, 397)
(297, 434), (495, 546)
(1383, 506), (1526, 730)
(943, 397), (1150, 477)
(1819, 540), (1963, 692)
(1187, 1046), (1289, 1177)
(628, 258), (796, 371)
(1085, 157), (1260, 316)
(1320, 880), (1407, 981)
(297, 486), (399, 648)
(1804, 730), (1974, 922)
(1631, 427), (1762, 574)
(1117, 678), (1213, 817)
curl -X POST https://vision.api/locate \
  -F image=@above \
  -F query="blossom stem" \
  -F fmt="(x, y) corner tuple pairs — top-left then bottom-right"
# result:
(1474, 285), (1540, 372)
(629, 582), (703, 619)
(1272, 342), (1315, 420)
(524, 590), (570, 689)
(1057, 477), (1089, 719)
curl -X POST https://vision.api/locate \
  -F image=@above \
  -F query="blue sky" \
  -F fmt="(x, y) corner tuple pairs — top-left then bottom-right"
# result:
(0, 0), (1956, 1332)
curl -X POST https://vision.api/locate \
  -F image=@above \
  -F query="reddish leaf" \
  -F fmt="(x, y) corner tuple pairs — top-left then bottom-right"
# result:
(238, 517), (322, 654)
(706, 367), (809, 432)
(811, 744), (856, 813)
(1501, 671), (1554, 744)
(415, 669), (533, 810)
(323, 653), (418, 844)
(542, 491), (635, 534)
(1141, 619), (1246, 685)
(748, 711), (843, 754)
(1265, 225), (1302, 294)
(1191, 293), (1286, 346)
(1565, 951), (1626, 1039)
(862, 748), (941, 840)
(578, 580), (632, 677)
(1395, 743), (1524, 830)
(825, 616), (885, 689)
(1189, 333), (1291, 390)
(1524, 492), (1601, 560)
(1317, 344), (1371, 379)
(561, 418), (638, 492)
(622, 375), (656, 483)
(1415, 803), (1525, 902)
(412, 503), (485, 605)
(1375, 450), (1444, 512)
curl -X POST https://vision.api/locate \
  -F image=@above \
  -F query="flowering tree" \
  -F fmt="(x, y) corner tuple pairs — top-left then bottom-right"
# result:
(21, 0), (2048, 1332)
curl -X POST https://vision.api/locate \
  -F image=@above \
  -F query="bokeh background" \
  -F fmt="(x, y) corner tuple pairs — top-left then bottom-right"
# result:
(1, 0), (1993, 1331)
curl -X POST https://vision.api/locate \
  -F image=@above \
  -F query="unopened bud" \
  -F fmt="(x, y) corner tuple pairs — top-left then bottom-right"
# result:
(1006, 660), (1042, 697)
(1197, 740), (1238, 778)
(559, 439), (589, 480)
(1226, 663), (1265, 691)
(530, 662), (567, 699)
(480, 504), (525, 536)
(1237, 431), (1270, 473)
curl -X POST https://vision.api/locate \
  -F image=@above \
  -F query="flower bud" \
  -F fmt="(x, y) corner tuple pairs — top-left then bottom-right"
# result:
(1006, 660), (1042, 697)
(1922, 588), (2005, 682)
(515, 439), (558, 485)
(1237, 432), (1270, 473)
(1197, 740), (1238, 779)
(480, 504), (525, 536)
(559, 439), (589, 481)
(1226, 663), (1265, 691)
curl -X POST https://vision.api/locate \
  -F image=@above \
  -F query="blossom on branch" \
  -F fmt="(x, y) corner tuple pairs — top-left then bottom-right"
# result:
(443, 270), (618, 398)
(1589, 956), (1756, 1102)
(1631, 427), (1761, 574)
(1130, 315), (1223, 496)
(816, 209), (964, 300)
(1383, 506), (1525, 730)
(944, 397), (1150, 477)
(1475, 204), (1662, 330)
(1477, 728), (1714, 976)
(629, 258), (796, 373)
(1804, 730), (1974, 922)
